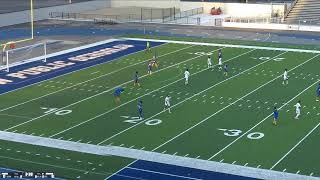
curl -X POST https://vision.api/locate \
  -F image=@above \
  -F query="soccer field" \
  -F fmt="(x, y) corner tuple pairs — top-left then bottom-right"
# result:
(0, 37), (319, 179)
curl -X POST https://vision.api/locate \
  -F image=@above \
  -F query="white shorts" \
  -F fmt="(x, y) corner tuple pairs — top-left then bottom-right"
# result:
(165, 102), (170, 107)
(208, 62), (212, 66)
(284, 77), (288, 80)
(185, 77), (189, 81)
(296, 109), (300, 114)
(219, 60), (222, 65)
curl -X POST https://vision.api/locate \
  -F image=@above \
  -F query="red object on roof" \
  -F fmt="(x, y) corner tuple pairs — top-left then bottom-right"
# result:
(211, 7), (222, 15)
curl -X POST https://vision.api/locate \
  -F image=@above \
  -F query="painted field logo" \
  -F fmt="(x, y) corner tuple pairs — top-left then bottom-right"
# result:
(69, 44), (134, 62)
(0, 44), (134, 86)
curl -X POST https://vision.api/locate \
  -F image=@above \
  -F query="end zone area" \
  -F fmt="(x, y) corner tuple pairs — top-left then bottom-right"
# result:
(0, 37), (319, 179)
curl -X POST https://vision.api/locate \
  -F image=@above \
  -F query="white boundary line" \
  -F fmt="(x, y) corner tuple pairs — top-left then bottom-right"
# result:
(96, 51), (286, 145)
(208, 55), (320, 160)
(49, 47), (231, 138)
(104, 160), (138, 180)
(125, 167), (202, 180)
(271, 120), (320, 170)
(0, 131), (316, 180)
(4, 46), (220, 132)
(0, 43), (192, 113)
(124, 38), (320, 54)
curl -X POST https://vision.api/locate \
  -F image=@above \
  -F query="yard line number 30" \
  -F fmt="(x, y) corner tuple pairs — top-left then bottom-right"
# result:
(218, 128), (265, 140)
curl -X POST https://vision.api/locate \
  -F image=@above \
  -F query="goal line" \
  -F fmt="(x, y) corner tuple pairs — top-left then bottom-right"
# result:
(124, 38), (320, 54)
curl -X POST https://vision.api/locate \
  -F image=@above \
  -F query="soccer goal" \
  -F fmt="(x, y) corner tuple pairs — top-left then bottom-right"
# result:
(1, 42), (47, 72)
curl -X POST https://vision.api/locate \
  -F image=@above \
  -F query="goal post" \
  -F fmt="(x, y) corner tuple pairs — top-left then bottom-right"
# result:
(0, 0), (34, 55)
(1, 41), (47, 72)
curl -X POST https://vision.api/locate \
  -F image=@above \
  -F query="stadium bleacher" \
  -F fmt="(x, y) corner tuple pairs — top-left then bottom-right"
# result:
(181, 0), (293, 2)
(285, 0), (320, 25)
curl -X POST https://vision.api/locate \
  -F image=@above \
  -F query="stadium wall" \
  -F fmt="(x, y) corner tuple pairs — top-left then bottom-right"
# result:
(222, 22), (320, 32)
(110, 0), (285, 18)
(0, 0), (111, 27)
(180, 2), (285, 18)
(111, 0), (181, 9)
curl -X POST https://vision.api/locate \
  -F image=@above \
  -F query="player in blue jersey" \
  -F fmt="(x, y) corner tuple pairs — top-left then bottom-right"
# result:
(316, 83), (320, 102)
(133, 71), (140, 87)
(114, 87), (124, 105)
(138, 100), (144, 119)
(223, 64), (228, 76)
(273, 107), (279, 126)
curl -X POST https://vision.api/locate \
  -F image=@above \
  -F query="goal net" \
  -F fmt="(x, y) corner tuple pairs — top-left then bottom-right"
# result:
(1, 42), (47, 72)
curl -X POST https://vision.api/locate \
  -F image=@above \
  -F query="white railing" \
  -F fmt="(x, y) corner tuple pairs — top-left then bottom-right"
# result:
(225, 17), (284, 24)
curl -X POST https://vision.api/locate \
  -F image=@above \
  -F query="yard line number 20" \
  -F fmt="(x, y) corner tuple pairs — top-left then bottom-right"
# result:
(121, 116), (162, 126)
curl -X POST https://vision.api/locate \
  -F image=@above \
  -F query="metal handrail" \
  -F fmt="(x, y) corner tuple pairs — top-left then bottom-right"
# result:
(284, 0), (299, 18)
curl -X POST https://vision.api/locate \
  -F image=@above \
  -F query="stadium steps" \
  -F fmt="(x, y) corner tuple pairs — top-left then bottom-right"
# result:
(284, 0), (320, 24)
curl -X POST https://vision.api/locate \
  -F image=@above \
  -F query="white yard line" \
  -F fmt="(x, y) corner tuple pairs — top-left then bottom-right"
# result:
(4, 45), (213, 132)
(0, 44), (193, 113)
(49, 47), (241, 138)
(96, 51), (285, 145)
(0, 113), (32, 120)
(154, 54), (319, 156)
(124, 38), (320, 54)
(270, 121), (320, 170)
(208, 76), (320, 160)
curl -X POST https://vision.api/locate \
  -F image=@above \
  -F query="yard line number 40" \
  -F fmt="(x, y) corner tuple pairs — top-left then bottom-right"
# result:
(218, 128), (265, 140)
(41, 107), (72, 116)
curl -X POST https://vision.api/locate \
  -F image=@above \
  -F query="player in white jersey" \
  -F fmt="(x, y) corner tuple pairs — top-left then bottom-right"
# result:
(283, 69), (289, 85)
(294, 100), (301, 119)
(184, 69), (190, 85)
(218, 49), (223, 70)
(164, 95), (171, 113)
(207, 56), (212, 68)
